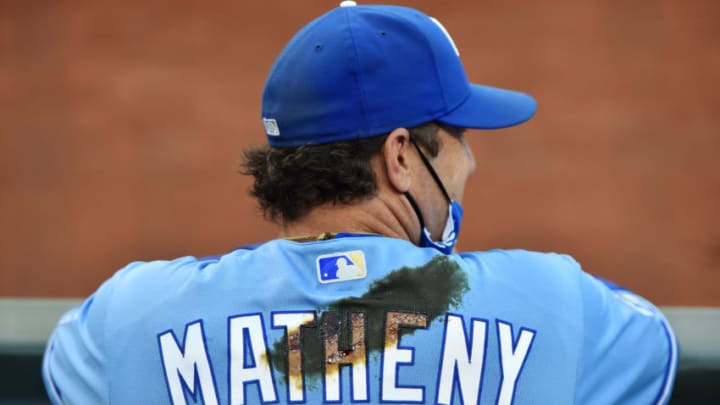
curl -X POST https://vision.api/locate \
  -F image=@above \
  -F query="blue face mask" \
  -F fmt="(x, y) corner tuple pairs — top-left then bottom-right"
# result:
(405, 140), (466, 254)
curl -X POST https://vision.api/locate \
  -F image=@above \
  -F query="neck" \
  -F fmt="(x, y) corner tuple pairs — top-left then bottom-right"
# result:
(278, 193), (419, 244)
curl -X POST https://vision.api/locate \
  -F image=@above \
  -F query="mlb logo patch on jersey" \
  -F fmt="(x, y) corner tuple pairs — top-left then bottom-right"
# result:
(316, 251), (367, 284)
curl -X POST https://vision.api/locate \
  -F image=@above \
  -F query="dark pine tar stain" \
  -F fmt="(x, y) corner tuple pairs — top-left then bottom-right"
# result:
(269, 254), (469, 382)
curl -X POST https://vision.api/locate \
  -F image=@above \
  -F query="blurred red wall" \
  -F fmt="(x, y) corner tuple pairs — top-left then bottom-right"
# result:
(1, 0), (718, 304)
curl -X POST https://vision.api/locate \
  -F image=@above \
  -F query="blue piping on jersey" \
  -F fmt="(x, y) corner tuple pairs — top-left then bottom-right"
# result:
(198, 233), (383, 261)
(594, 276), (678, 405)
(592, 276), (623, 291)
(653, 316), (679, 405)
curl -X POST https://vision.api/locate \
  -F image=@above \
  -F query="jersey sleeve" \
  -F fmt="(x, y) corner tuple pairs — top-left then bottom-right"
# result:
(42, 263), (141, 404)
(574, 263), (678, 405)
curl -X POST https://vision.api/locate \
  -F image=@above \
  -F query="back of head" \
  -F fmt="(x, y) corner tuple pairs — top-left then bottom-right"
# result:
(246, 2), (537, 224)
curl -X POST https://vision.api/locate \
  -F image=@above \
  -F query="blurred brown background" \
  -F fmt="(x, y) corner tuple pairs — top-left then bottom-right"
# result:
(1, 0), (718, 304)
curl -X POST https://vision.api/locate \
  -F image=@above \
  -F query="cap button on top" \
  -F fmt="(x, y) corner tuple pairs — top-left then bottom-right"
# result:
(339, 1), (357, 7)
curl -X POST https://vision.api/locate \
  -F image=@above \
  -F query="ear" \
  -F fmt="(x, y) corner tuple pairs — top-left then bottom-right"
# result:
(381, 128), (413, 193)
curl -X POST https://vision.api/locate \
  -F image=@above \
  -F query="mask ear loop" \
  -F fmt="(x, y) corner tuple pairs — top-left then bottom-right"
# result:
(404, 191), (427, 243)
(409, 139), (452, 202)
(405, 138), (453, 246)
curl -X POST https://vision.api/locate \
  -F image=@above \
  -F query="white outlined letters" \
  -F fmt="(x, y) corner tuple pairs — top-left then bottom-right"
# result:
(496, 321), (536, 405)
(229, 314), (277, 404)
(158, 321), (219, 405)
(272, 311), (317, 402)
(436, 314), (487, 405)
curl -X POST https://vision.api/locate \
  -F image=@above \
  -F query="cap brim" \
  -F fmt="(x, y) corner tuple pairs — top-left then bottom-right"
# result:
(437, 83), (537, 129)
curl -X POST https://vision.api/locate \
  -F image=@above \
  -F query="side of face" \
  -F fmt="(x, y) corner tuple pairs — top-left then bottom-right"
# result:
(431, 127), (476, 204)
(380, 125), (475, 242)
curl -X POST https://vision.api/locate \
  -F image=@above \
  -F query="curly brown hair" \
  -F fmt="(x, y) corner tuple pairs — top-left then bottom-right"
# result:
(240, 122), (443, 224)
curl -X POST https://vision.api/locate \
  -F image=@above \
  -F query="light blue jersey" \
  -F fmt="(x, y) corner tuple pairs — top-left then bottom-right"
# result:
(43, 234), (677, 404)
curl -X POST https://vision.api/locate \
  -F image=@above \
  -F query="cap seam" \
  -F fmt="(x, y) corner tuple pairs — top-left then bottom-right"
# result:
(381, 7), (453, 112)
(344, 8), (371, 138)
(262, 15), (327, 122)
(438, 87), (473, 119)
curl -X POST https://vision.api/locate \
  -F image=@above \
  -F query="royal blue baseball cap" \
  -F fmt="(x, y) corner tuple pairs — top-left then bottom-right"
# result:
(261, 1), (536, 147)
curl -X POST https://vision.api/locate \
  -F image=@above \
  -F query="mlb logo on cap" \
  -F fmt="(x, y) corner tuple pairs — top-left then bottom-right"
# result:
(262, 117), (280, 136)
(316, 251), (367, 284)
